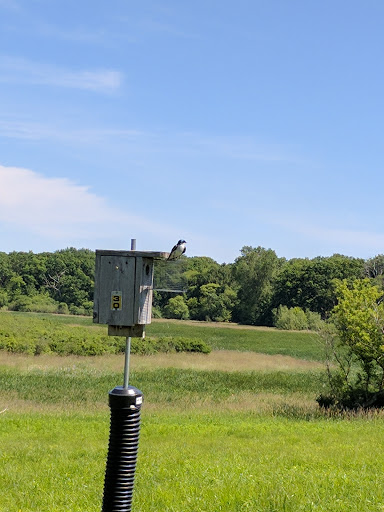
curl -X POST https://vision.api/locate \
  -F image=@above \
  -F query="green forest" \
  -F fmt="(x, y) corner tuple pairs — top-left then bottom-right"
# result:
(0, 246), (383, 327)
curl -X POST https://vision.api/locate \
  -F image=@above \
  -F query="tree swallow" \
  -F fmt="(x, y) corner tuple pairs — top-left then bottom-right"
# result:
(168, 240), (187, 260)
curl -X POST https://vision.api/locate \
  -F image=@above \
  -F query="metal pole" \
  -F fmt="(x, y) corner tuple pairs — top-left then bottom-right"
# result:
(123, 336), (131, 389)
(122, 239), (136, 389)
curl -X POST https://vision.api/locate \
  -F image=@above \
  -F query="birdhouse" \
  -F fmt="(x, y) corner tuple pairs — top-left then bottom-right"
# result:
(93, 250), (169, 337)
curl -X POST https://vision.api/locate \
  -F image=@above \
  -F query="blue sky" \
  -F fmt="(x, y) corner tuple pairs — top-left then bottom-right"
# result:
(1, 0), (384, 263)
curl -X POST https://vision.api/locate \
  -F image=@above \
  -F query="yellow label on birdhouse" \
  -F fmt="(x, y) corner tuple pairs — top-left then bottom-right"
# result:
(111, 291), (122, 311)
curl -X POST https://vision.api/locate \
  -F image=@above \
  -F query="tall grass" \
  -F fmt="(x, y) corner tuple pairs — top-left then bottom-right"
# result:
(0, 365), (326, 410)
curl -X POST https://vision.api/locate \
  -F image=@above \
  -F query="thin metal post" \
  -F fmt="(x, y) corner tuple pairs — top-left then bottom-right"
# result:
(123, 336), (131, 389)
(122, 239), (136, 389)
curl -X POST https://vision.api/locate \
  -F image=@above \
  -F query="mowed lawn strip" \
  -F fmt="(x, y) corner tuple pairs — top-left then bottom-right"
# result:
(1, 411), (384, 512)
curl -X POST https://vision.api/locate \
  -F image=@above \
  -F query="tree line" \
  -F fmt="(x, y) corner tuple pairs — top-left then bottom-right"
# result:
(0, 246), (383, 326)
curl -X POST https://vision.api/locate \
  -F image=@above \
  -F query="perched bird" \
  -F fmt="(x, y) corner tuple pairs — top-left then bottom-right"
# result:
(168, 240), (187, 260)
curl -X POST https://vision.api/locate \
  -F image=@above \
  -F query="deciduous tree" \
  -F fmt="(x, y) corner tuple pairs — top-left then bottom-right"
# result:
(318, 279), (384, 409)
(233, 246), (284, 325)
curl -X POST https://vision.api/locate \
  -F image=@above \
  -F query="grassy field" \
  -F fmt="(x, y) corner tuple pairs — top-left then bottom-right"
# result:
(0, 313), (384, 511)
(0, 311), (325, 360)
(146, 319), (324, 360)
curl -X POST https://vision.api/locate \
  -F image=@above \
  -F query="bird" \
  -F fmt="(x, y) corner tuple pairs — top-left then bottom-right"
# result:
(168, 240), (187, 260)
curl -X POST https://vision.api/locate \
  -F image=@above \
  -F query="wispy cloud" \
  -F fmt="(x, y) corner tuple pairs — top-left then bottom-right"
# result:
(33, 24), (114, 45)
(0, 56), (122, 93)
(186, 134), (298, 163)
(139, 19), (200, 40)
(0, 120), (59, 140)
(0, 119), (144, 144)
(0, 119), (292, 162)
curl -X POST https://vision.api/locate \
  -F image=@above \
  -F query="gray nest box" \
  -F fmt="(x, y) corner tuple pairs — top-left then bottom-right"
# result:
(93, 250), (169, 337)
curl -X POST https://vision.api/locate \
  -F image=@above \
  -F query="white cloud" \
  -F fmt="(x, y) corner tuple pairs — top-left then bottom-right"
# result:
(0, 165), (175, 247)
(0, 165), (217, 260)
(0, 56), (122, 93)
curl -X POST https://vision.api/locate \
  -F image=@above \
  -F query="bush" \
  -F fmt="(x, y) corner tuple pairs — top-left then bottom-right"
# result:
(57, 302), (69, 315)
(8, 294), (61, 314)
(9, 295), (55, 314)
(164, 296), (190, 320)
(82, 301), (94, 315)
(273, 305), (308, 330)
(273, 306), (324, 331)
(8, 295), (33, 312)
(69, 305), (86, 316)
(305, 310), (323, 330)
(0, 290), (9, 308)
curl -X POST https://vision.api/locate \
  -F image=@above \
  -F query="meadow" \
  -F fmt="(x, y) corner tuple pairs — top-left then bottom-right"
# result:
(0, 313), (384, 511)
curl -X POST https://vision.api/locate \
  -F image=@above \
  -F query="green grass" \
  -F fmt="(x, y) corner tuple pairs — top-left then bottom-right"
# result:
(146, 321), (324, 361)
(1, 411), (384, 511)
(0, 312), (211, 356)
(136, 412), (384, 512)
(0, 412), (106, 512)
(0, 313), (383, 511)
(0, 365), (325, 409)
(0, 312), (322, 361)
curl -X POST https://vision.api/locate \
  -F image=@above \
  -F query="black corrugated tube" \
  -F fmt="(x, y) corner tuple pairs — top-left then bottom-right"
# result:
(101, 385), (143, 512)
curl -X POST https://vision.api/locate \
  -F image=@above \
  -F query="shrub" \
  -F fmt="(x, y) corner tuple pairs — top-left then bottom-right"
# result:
(57, 302), (69, 315)
(8, 294), (60, 314)
(8, 295), (33, 312)
(0, 290), (9, 308)
(82, 301), (94, 316)
(69, 305), (86, 316)
(273, 305), (308, 330)
(164, 296), (190, 320)
(305, 310), (323, 330)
